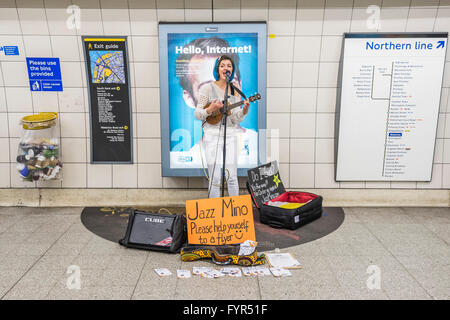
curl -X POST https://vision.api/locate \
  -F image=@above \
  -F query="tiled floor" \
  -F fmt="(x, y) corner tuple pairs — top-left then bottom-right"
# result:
(0, 206), (449, 300)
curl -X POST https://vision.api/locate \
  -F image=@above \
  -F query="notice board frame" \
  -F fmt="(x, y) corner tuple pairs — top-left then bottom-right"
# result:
(82, 35), (133, 164)
(335, 32), (448, 182)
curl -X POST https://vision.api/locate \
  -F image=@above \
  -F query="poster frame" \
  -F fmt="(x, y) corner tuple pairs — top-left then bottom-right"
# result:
(158, 22), (267, 177)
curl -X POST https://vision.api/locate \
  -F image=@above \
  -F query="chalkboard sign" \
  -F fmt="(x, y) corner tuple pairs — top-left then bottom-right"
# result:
(247, 161), (286, 208)
(82, 36), (133, 163)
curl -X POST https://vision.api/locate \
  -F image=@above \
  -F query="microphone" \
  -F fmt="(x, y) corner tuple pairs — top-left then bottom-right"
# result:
(225, 70), (232, 81)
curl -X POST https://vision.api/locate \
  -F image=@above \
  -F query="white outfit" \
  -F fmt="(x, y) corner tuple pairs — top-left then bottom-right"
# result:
(194, 82), (246, 198)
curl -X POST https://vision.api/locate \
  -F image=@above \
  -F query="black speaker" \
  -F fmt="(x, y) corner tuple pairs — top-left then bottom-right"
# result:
(119, 210), (187, 253)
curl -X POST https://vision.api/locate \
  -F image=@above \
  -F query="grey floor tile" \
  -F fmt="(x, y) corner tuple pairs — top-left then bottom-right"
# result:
(259, 274), (342, 300)
(24, 232), (64, 245)
(90, 286), (135, 300)
(0, 287), (10, 298)
(46, 285), (93, 300)
(31, 255), (78, 271)
(403, 208), (450, 225)
(5, 243), (52, 256)
(14, 268), (66, 288)
(0, 231), (33, 244)
(2, 285), (54, 300)
(318, 242), (359, 256)
(70, 255), (115, 270)
(293, 255), (333, 271)
(0, 255), (40, 271)
(386, 242), (450, 258)
(395, 255), (450, 271)
(283, 241), (322, 257)
(381, 270), (433, 300)
(345, 207), (416, 224)
(53, 268), (106, 288)
(96, 268), (143, 287)
(0, 270), (27, 288)
(133, 276), (178, 300)
(423, 224), (450, 244)
(334, 268), (390, 299)
(406, 268), (450, 300)
(174, 276), (260, 300)
(0, 206), (449, 300)
(107, 255), (148, 271)
(45, 243), (87, 256)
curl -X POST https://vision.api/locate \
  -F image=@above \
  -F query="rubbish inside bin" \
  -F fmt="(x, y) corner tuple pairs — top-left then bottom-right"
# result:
(17, 112), (62, 182)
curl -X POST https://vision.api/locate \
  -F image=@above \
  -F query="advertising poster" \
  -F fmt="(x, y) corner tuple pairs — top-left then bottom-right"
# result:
(159, 23), (267, 177)
(82, 37), (133, 163)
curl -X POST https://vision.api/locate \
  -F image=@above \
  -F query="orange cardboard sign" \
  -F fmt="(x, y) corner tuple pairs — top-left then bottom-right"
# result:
(185, 195), (255, 245)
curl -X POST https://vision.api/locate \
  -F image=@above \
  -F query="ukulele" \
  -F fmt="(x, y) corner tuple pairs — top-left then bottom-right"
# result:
(203, 93), (261, 125)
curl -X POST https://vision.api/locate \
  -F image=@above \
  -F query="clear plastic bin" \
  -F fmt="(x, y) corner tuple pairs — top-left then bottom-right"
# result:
(16, 112), (62, 182)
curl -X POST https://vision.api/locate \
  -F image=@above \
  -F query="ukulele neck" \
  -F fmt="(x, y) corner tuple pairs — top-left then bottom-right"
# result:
(225, 100), (245, 111)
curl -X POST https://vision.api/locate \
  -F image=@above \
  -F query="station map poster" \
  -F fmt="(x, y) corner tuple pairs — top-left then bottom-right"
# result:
(159, 23), (267, 177)
(336, 33), (448, 181)
(82, 36), (133, 163)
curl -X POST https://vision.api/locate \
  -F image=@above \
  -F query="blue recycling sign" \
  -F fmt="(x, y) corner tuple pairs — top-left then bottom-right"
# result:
(26, 57), (63, 92)
(0, 46), (19, 55)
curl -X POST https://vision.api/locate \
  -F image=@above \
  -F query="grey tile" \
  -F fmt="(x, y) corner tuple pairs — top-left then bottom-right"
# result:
(24, 232), (63, 245)
(352, 243), (392, 257)
(96, 268), (142, 287)
(381, 270), (433, 300)
(54, 268), (106, 288)
(34, 223), (74, 234)
(347, 207), (416, 224)
(283, 241), (322, 256)
(45, 243), (86, 256)
(5, 243), (52, 256)
(406, 268), (450, 300)
(424, 224), (450, 244)
(133, 275), (178, 300)
(395, 255), (450, 271)
(259, 272), (342, 300)
(70, 255), (115, 270)
(318, 242), (359, 256)
(0, 255), (40, 271)
(403, 208), (450, 225)
(325, 255), (368, 272)
(386, 242), (450, 257)
(2, 285), (54, 300)
(46, 285), (93, 300)
(0, 270), (27, 288)
(15, 269), (65, 288)
(52, 232), (93, 246)
(0, 231), (32, 244)
(79, 240), (127, 256)
(0, 287), (10, 298)
(334, 269), (390, 299)
(174, 276), (260, 300)
(90, 286), (135, 300)
(294, 255), (333, 271)
(31, 255), (78, 271)
(107, 255), (148, 271)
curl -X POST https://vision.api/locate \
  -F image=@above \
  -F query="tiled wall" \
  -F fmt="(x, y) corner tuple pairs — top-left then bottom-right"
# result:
(0, 0), (449, 190)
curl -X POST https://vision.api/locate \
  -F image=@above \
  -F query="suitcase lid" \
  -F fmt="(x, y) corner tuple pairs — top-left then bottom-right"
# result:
(247, 161), (286, 208)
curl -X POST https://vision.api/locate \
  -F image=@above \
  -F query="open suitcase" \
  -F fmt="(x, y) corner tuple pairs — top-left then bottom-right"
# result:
(247, 161), (323, 230)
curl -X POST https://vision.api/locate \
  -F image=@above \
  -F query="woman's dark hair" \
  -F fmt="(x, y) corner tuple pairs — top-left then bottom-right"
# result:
(215, 55), (235, 77)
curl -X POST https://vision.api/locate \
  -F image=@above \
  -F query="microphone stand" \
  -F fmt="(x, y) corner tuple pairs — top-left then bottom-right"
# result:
(221, 76), (230, 198)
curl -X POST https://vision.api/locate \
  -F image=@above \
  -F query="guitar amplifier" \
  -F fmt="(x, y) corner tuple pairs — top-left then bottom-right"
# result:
(119, 209), (187, 253)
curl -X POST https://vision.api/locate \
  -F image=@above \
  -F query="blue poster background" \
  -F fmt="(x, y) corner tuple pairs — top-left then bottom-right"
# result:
(167, 33), (258, 152)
